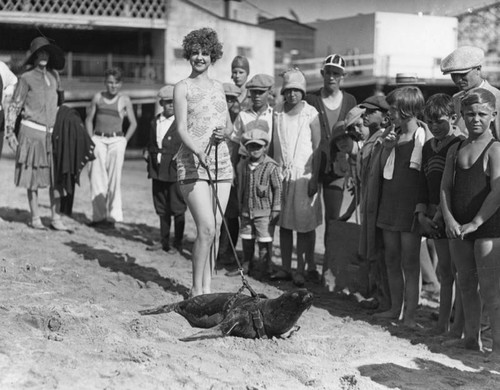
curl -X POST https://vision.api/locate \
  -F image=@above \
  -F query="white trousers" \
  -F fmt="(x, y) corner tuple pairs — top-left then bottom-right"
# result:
(89, 135), (127, 222)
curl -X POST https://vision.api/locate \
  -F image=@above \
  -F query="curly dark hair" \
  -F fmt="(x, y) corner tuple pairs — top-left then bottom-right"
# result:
(182, 27), (223, 64)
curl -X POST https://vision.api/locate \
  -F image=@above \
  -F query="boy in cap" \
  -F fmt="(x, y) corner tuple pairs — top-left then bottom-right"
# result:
(229, 73), (274, 158)
(237, 128), (282, 280)
(223, 82), (241, 123)
(225, 74), (275, 276)
(231, 55), (251, 111)
(144, 85), (186, 254)
(216, 83), (242, 268)
(441, 45), (500, 139)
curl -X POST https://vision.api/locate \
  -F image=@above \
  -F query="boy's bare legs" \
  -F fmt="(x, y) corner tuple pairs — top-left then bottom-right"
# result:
(433, 238), (455, 334)
(279, 227), (293, 274)
(401, 231), (421, 327)
(476, 237), (500, 360)
(375, 229), (403, 319)
(181, 181), (230, 296)
(450, 238), (481, 350)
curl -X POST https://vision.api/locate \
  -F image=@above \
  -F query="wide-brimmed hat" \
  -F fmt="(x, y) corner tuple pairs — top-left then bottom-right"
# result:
(25, 37), (65, 70)
(389, 73), (425, 86)
(158, 85), (174, 100)
(440, 46), (484, 74)
(280, 68), (306, 96)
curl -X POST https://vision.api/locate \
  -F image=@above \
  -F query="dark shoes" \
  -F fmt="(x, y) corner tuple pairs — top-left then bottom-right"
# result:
(146, 242), (178, 254)
(87, 220), (115, 228)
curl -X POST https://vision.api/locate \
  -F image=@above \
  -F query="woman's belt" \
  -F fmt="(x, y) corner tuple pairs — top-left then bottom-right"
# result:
(94, 131), (124, 137)
(21, 119), (53, 133)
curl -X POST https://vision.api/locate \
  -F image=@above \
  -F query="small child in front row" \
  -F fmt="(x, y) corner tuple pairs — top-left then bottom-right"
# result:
(237, 128), (282, 280)
(144, 85), (187, 254)
(441, 88), (500, 359)
(416, 93), (464, 336)
(375, 86), (425, 327)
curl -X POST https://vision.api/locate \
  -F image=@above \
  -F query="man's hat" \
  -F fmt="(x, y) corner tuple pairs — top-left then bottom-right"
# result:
(158, 85), (174, 100)
(242, 128), (269, 146)
(322, 54), (346, 72)
(246, 74), (274, 90)
(440, 46), (484, 74)
(359, 96), (390, 112)
(223, 83), (241, 97)
(25, 36), (65, 70)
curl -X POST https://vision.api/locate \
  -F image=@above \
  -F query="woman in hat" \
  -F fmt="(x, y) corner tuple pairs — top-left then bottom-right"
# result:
(4, 36), (69, 230)
(174, 28), (233, 297)
(271, 68), (322, 286)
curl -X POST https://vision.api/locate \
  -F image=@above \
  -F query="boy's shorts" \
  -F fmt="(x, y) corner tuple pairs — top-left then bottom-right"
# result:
(240, 215), (274, 242)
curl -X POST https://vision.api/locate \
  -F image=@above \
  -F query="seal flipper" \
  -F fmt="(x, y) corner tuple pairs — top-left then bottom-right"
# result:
(138, 303), (177, 316)
(179, 322), (238, 342)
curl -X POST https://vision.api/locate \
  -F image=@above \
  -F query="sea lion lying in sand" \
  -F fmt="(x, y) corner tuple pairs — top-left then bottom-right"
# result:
(139, 289), (313, 341)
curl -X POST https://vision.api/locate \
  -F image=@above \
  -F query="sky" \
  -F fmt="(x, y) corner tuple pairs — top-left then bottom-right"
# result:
(247, 0), (496, 23)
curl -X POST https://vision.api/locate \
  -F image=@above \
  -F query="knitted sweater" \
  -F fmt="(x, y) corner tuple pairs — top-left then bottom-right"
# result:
(237, 155), (282, 218)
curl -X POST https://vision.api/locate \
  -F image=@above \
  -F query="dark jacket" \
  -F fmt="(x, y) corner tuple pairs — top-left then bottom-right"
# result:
(305, 89), (357, 178)
(52, 105), (95, 194)
(146, 114), (182, 182)
(237, 155), (282, 218)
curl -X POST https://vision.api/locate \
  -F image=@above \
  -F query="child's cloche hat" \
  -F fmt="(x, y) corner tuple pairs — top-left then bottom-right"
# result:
(157, 85), (174, 100)
(280, 68), (306, 96)
(242, 128), (269, 146)
(440, 46), (484, 74)
(246, 74), (274, 90)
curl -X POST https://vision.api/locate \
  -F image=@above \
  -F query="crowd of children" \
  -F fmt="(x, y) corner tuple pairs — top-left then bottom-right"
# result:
(4, 29), (500, 361)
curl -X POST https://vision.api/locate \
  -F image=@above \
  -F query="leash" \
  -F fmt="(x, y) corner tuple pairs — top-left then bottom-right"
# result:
(200, 136), (259, 299)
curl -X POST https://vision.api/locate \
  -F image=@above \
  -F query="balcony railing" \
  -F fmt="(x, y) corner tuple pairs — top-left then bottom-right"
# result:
(0, 51), (164, 84)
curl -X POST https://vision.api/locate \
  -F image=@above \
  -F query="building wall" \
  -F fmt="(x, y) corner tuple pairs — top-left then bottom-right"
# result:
(259, 18), (315, 63)
(165, 0), (275, 85)
(310, 14), (375, 59)
(374, 12), (457, 79)
(310, 12), (457, 80)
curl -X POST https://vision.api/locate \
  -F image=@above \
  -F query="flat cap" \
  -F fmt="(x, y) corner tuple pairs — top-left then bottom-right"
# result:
(223, 83), (241, 97)
(345, 106), (366, 129)
(242, 128), (269, 146)
(246, 74), (274, 90)
(441, 46), (484, 74)
(359, 95), (390, 112)
(158, 85), (174, 100)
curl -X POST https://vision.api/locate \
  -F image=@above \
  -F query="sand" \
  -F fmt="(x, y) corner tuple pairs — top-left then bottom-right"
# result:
(1, 154), (499, 390)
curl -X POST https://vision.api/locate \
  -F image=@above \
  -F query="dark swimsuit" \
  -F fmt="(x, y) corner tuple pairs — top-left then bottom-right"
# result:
(451, 139), (500, 240)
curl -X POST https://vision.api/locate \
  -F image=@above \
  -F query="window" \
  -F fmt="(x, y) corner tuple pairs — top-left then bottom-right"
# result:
(275, 40), (282, 49)
(237, 47), (252, 58)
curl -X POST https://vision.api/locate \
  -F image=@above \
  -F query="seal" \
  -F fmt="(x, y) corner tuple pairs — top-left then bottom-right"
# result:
(139, 289), (313, 341)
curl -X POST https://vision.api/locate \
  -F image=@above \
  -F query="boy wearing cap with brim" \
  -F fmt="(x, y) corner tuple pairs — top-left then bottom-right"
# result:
(216, 83), (242, 270)
(236, 128), (282, 280)
(441, 46), (500, 139)
(144, 85), (186, 254)
(305, 54), (357, 283)
(229, 73), (274, 158)
(223, 82), (241, 124)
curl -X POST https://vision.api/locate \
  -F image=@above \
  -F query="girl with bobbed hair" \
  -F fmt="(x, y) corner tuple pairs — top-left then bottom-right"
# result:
(174, 28), (233, 297)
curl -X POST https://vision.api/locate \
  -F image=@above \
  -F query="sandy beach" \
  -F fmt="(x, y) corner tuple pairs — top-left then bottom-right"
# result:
(1, 151), (499, 390)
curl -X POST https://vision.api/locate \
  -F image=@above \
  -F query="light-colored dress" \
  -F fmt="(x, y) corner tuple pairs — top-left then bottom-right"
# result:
(273, 101), (322, 232)
(176, 78), (233, 182)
